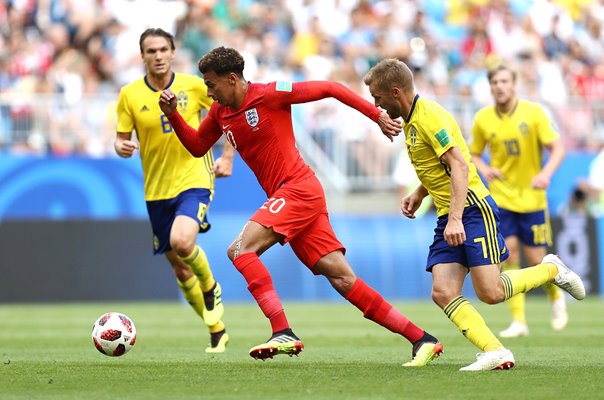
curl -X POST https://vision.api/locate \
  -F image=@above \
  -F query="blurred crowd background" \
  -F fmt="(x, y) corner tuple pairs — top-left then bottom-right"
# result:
(1, 0), (603, 165)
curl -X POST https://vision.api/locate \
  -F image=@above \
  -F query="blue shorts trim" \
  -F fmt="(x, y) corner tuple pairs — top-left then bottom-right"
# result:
(426, 195), (509, 271)
(146, 188), (213, 255)
(499, 208), (552, 247)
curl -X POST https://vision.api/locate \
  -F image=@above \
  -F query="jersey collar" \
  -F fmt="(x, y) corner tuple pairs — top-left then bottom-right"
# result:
(144, 72), (175, 92)
(404, 94), (420, 123)
(495, 99), (519, 119)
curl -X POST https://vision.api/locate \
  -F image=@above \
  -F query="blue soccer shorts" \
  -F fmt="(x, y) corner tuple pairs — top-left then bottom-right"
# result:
(146, 188), (212, 255)
(498, 207), (552, 247)
(426, 195), (509, 271)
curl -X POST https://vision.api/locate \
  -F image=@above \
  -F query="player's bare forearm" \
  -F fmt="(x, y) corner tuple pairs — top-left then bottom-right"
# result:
(442, 148), (468, 246)
(401, 184), (428, 219)
(214, 140), (235, 178)
(449, 165), (468, 221)
(114, 132), (138, 158)
(376, 112), (401, 142)
(535, 139), (565, 189)
(471, 153), (502, 181)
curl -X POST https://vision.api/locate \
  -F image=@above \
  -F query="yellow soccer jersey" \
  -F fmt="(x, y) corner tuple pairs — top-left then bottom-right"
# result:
(117, 73), (214, 201)
(404, 96), (490, 217)
(470, 99), (559, 212)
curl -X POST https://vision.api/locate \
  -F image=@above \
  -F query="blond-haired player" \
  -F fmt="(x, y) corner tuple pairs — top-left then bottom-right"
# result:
(364, 58), (584, 371)
(470, 64), (567, 338)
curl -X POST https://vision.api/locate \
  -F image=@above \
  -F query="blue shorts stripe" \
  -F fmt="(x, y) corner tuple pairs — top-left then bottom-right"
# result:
(426, 195), (509, 270)
(477, 197), (500, 264)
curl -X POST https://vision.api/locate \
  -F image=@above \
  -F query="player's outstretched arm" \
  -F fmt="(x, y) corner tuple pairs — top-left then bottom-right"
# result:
(269, 81), (400, 141)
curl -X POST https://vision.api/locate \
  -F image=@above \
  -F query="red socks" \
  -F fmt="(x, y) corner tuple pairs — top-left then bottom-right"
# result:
(345, 278), (424, 343)
(233, 252), (289, 333)
(234, 253), (424, 344)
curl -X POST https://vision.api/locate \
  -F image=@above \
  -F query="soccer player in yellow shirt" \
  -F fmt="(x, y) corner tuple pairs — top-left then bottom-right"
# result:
(364, 59), (584, 371)
(115, 28), (233, 352)
(470, 64), (567, 338)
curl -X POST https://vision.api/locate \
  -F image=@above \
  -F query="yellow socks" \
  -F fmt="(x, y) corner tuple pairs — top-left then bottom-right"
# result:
(209, 320), (225, 333)
(444, 296), (503, 352)
(177, 275), (206, 319)
(177, 275), (225, 330)
(180, 245), (215, 292)
(501, 263), (526, 323)
(500, 262), (558, 300)
(544, 281), (563, 301)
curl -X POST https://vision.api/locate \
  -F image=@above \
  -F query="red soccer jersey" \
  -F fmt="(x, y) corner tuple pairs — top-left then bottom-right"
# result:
(167, 80), (381, 197)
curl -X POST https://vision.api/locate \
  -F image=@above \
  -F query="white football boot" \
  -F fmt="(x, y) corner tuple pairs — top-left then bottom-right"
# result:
(543, 254), (586, 300)
(459, 348), (515, 371)
(499, 321), (529, 338)
(551, 297), (568, 331)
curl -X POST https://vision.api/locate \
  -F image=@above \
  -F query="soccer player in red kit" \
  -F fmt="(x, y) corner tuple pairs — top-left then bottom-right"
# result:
(158, 46), (443, 367)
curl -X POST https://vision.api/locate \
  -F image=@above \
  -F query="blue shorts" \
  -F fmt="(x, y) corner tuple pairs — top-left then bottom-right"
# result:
(146, 188), (212, 255)
(426, 195), (509, 271)
(499, 208), (552, 247)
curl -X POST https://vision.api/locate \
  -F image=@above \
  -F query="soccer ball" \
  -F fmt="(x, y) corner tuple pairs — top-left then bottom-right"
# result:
(91, 312), (137, 357)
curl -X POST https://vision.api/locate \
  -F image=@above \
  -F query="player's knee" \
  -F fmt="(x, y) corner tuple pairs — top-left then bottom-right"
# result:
(431, 286), (457, 308)
(170, 237), (195, 258)
(226, 244), (237, 261)
(329, 275), (355, 296)
(476, 289), (504, 304)
(169, 229), (197, 256)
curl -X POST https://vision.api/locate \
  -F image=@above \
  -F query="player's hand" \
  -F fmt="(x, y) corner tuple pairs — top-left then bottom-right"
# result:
(444, 217), (465, 246)
(376, 111), (401, 142)
(213, 156), (233, 178)
(482, 166), (504, 182)
(158, 89), (178, 116)
(532, 171), (551, 190)
(115, 139), (139, 158)
(401, 193), (422, 219)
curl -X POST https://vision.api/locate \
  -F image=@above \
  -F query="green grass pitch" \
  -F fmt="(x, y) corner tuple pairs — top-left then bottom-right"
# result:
(1, 298), (602, 399)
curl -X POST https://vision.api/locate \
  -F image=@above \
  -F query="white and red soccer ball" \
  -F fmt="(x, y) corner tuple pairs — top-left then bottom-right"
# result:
(91, 312), (137, 357)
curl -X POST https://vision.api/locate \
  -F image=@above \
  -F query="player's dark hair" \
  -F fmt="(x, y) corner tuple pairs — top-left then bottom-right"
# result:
(487, 64), (517, 83)
(198, 46), (245, 78)
(139, 28), (175, 53)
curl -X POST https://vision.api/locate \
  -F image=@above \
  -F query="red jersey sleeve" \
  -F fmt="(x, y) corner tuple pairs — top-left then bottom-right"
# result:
(264, 81), (381, 122)
(166, 106), (222, 157)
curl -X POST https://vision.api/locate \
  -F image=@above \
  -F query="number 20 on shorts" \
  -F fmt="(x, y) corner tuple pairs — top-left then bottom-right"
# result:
(260, 197), (286, 213)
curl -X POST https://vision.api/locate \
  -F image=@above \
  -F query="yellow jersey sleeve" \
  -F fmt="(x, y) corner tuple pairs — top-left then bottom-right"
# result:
(116, 88), (135, 133)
